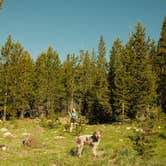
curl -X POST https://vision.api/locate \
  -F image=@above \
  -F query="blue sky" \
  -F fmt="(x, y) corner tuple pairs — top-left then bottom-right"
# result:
(0, 0), (165, 61)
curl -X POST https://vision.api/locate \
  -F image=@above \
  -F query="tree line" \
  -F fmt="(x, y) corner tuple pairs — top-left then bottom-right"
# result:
(0, 18), (166, 123)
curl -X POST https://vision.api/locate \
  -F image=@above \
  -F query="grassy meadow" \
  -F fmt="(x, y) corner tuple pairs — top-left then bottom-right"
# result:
(0, 118), (165, 166)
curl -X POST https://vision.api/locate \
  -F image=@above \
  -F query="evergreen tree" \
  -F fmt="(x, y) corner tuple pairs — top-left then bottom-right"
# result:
(8, 41), (24, 117)
(62, 54), (78, 112)
(18, 51), (35, 119)
(0, 0), (3, 9)
(149, 39), (157, 73)
(0, 59), (4, 118)
(0, 35), (14, 121)
(76, 50), (96, 117)
(35, 51), (47, 116)
(126, 22), (157, 118)
(157, 17), (166, 112)
(89, 36), (111, 123)
(47, 48), (65, 114)
(109, 38), (128, 121)
(35, 46), (63, 117)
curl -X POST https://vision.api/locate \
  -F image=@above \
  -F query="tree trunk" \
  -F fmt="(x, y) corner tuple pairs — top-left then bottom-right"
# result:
(3, 104), (7, 121)
(46, 98), (51, 117)
(20, 109), (24, 119)
(122, 103), (125, 123)
(70, 91), (74, 111)
(3, 91), (7, 121)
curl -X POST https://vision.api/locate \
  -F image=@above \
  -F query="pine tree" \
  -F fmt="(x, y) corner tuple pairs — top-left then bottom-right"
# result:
(62, 54), (78, 112)
(89, 36), (111, 123)
(0, 60), (4, 118)
(126, 22), (157, 118)
(18, 51), (35, 119)
(0, 0), (3, 9)
(149, 39), (157, 73)
(0, 35), (14, 121)
(35, 51), (48, 117)
(8, 41), (24, 117)
(35, 46), (63, 117)
(47, 48), (64, 114)
(109, 38), (128, 121)
(157, 17), (166, 112)
(76, 50), (96, 117)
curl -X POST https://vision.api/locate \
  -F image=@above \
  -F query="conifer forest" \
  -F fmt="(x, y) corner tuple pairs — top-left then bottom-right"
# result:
(0, 17), (166, 123)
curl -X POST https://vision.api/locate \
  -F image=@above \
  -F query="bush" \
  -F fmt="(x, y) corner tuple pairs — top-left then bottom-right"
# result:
(39, 118), (59, 129)
(148, 107), (162, 120)
(74, 116), (88, 136)
(129, 130), (157, 159)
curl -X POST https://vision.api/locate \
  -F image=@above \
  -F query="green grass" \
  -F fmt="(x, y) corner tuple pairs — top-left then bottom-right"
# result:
(0, 119), (165, 166)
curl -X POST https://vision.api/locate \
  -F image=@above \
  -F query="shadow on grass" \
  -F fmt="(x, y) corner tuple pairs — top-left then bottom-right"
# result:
(69, 147), (77, 157)
(158, 132), (166, 139)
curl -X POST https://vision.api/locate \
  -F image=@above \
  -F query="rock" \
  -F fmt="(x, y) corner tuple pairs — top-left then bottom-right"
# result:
(3, 131), (15, 137)
(54, 136), (65, 139)
(0, 145), (7, 151)
(22, 135), (37, 147)
(0, 128), (8, 132)
(126, 127), (131, 130)
(22, 132), (31, 136)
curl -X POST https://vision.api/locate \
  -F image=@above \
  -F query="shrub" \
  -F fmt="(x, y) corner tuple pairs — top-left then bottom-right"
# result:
(74, 115), (88, 136)
(39, 118), (59, 129)
(129, 130), (157, 159)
